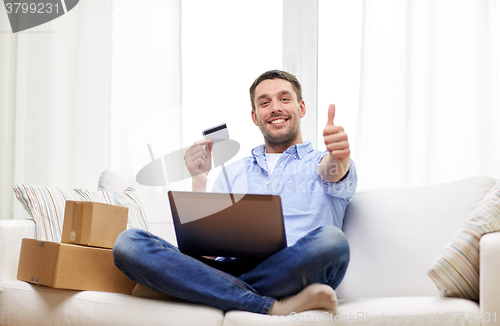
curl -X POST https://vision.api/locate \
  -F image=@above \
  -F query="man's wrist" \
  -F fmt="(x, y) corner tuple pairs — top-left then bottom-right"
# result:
(192, 174), (208, 192)
(319, 155), (350, 183)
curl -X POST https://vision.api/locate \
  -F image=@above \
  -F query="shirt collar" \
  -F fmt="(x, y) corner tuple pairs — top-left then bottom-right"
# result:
(251, 141), (314, 160)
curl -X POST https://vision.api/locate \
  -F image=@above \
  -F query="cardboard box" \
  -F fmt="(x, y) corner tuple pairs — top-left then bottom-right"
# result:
(17, 238), (137, 294)
(62, 201), (128, 249)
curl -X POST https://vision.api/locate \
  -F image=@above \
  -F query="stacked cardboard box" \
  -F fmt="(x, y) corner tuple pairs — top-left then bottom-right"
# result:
(17, 201), (137, 294)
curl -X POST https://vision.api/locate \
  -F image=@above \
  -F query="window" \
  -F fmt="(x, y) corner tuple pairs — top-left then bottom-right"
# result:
(317, 0), (362, 155)
(180, 0), (283, 189)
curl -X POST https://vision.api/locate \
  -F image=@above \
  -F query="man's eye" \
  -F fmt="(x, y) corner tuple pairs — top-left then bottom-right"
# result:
(282, 98), (289, 102)
(260, 101), (269, 106)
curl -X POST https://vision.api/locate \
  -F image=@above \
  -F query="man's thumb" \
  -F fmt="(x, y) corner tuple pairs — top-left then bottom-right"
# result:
(327, 104), (336, 125)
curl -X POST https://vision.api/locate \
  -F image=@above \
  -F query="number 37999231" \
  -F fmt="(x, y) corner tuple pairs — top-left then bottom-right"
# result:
(5, 2), (61, 14)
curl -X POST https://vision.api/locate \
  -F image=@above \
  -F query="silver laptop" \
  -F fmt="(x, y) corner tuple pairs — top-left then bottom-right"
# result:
(168, 191), (287, 258)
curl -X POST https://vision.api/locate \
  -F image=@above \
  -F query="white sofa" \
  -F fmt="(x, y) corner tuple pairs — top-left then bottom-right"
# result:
(1, 171), (499, 326)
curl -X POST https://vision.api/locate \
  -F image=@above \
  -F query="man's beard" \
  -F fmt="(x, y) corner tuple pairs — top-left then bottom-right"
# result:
(258, 117), (301, 148)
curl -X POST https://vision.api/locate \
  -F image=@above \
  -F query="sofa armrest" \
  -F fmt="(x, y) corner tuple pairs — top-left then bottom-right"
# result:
(0, 220), (35, 285)
(480, 231), (500, 325)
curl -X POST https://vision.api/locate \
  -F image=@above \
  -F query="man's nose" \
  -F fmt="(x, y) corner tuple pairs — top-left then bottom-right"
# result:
(270, 102), (282, 113)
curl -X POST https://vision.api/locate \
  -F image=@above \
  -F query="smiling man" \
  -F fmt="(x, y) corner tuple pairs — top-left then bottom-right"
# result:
(113, 70), (357, 316)
(251, 77), (306, 153)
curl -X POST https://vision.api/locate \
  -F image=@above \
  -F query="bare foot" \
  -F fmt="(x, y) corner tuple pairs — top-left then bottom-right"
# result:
(268, 283), (338, 315)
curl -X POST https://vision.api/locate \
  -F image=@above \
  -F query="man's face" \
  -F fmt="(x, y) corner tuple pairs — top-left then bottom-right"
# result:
(252, 78), (306, 149)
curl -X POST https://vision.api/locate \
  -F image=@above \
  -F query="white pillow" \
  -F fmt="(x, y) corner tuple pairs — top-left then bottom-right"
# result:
(97, 169), (171, 225)
(97, 169), (179, 244)
(12, 184), (149, 242)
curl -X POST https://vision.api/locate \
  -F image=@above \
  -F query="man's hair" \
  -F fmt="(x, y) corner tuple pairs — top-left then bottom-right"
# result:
(249, 70), (303, 112)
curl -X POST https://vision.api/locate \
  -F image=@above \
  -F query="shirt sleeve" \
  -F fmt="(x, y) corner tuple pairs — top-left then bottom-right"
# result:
(318, 154), (358, 200)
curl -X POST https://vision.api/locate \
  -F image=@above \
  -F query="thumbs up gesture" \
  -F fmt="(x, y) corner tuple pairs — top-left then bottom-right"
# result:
(320, 104), (351, 182)
(323, 104), (350, 161)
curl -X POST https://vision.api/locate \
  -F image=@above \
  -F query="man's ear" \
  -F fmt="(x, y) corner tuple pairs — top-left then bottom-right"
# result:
(251, 110), (259, 126)
(299, 100), (306, 118)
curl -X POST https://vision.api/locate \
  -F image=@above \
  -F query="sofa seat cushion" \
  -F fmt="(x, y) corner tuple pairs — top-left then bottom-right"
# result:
(0, 280), (224, 326)
(223, 296), (480, 326)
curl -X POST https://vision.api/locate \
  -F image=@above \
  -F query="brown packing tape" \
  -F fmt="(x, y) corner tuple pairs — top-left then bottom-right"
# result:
(67, 201), (85, 244)
(62, 201), (76, 244)
(79, 202), (85, 243)
(70, 201), (78, 242)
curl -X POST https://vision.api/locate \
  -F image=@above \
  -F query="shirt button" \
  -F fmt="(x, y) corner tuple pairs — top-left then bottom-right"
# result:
(294, 156), (297, 159)
(266, 181), (270, 185)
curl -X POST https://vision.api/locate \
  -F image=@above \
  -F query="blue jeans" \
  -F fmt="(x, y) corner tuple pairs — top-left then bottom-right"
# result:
(113, 225), (349, 314)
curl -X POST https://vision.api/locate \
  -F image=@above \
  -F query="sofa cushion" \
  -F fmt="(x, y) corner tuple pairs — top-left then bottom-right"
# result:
(338, 176), (497, 299)
(0, 280), (224, 326)
(12, 184), (148, 242)
(223, 296), (479, 326)
(427, 185), (500, 301)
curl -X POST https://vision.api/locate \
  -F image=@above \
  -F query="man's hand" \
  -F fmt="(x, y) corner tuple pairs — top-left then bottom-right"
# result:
(184, 139), (213, 191)
(319, 104), (351, 183)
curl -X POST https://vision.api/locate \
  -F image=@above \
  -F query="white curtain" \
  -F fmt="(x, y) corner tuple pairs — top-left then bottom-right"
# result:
(111, 0), (282, 192)
(317, 0), (363, 160)
(1, 0), (281, 220)
(0, 0), (113, 220)
(355, 0), (500, 189)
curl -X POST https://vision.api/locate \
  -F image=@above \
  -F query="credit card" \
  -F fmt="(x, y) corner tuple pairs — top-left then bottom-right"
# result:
(202, 123), (229, 143)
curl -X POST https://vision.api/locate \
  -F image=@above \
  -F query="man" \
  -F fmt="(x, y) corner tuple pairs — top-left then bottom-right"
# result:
(113, 70), (357, 315)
